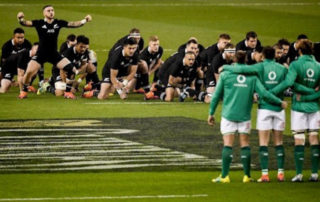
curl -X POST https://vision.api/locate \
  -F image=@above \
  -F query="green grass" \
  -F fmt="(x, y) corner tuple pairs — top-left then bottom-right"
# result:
(1, 0), (320, 201)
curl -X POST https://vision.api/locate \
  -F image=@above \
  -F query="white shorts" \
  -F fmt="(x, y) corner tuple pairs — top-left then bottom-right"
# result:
(291, 110), (320, 131)
(220, 117), (251, 135)
(256, 109), (285, 131)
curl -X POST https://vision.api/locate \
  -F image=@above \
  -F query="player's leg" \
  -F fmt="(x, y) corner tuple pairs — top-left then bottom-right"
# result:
(0, 78), (12, 93)
(138, 60), (150, 93)
(291, 110), (307, 182)
(161, 86), (174, 102)
(239, 120), (253, 183)
(19, 60), (41, 98)
(307, 112), (320, 182)
(97, 82), (112, 100)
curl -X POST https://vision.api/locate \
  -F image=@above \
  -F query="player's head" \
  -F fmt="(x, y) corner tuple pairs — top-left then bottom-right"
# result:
(272, 44), (282, 60)
(75, 35), (89, 54)
(129, 28), (141, 43)
(66, 34), (77, 47)
(30, 42), (39, 57)
(148, 35), (160, 53)
(278, 38), (290, 55)
(297, 34), (308, 41)
(297, 39), (313, 55)
(223, 43), (235, 61)
(183, 51), (196, 67)
(234, 50), (247, 64)
(43, 5), (54, 19)
(13, 28), (25, 45)
(245, 31), (258, 49)
(186, 38), (198, 55)
(217, 33), (231, 50)
(263, 46), (275, 60)
(123, 37), (138, 57)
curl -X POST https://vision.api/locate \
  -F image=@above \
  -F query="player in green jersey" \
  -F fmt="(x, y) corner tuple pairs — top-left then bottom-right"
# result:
(270, 39), (320, 182)
(208, 51), (287, 183)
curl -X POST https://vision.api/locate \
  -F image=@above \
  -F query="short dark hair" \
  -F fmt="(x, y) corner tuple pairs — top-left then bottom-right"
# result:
(123, 37), (138, 46)
(298, 39), (313, 55)
(235, 50), (247, 64)
(246, 31), (257, 40)
(263, 46), (275, 60)
(278, 38), (290, 46)
(224, 43), (235, 49)
(67, 34), (76, 42)
(43, 5), (53, 10)
(272, 43), (282, 50)
(297, 34), (308, 40)
(13, 28), (24, 34)
(187, 39), (198, 46)
(76, 35), (89, 45)
(130, 28), (140, 34)
(219, 33), (231, 40)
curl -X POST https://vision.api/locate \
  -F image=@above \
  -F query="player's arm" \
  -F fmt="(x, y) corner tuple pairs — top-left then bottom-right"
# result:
(297, 90), (320, 102)
(293, 83), (316, 94)
(255, 77), (284, 106)
(149, 59), (163, 75)
(269, 63), (297, 95)
(222, 63), (261, 75)
(110, 68), (123, 89)
(67, 15), (92, 27)
(17, 12), (33, 27)
(126, 65), (138, 82)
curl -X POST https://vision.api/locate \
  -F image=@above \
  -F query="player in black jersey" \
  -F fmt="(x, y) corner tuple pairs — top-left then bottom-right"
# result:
(199, 33), (231, 72)
(0, 43), (38, 93)
(314, 42), (320, 63)
(1, 28), (31, 81)
(132, 35), (163, 94)
(177, 37), (205, 54)
(16, 5), (92, 99)
(199, 43), (235, 103)
(59, 34), (77, 53)
(277, 38), (290, 67)
(40, 35), (91, 99)
(287, 34), (308, 64)
(83, 38), (139, 100)
(109, 28), (144, 57)
(236, 31), (263, 65)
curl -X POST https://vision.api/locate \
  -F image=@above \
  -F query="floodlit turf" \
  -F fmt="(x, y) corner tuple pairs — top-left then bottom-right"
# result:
(1, 0), (320, 201)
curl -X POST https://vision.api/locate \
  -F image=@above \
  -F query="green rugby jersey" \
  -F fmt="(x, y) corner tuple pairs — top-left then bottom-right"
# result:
(223, 59), (287, 112)
(270, 55), (320, 113)
(209, 64), (282, 122)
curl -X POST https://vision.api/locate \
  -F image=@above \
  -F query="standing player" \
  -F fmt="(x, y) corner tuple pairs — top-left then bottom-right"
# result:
(1, 28), (31, 81)
(270, 39), (320, 182)
(133, 35), (163, 93)
(0, 43), (38, 93)
(83, 38), (138, 100)
(208, 51), (287, 183)
(16, 5), (92, 99)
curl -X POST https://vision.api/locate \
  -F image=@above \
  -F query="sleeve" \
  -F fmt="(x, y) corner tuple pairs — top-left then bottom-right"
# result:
(223, 63), (261, 75)
(209, 73), (224, 115)
(210, 56), (220, 74)
(31, 20), (39, 27)
(1, 43), (10, 61)
(139, 38), (144, 51)
(131, 52), (139, 65)
(109, 54), (119, 70)
(17, 52), (28, 70)
(169, 62), (181, 77)
(269, 63), (297, 95)
(293, 83), (316, 94)
(300, 91), (320, 101)
(58, 20), (69, 28)
(255, 77), (282, 105)
(158, 47), (163, 58)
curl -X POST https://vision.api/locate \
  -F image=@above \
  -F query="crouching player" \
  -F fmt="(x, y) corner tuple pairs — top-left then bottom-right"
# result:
(208, 51), (287, 183)
(83, 38), (138, 100)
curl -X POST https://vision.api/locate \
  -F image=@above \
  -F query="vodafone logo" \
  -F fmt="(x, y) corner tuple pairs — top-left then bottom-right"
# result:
(268, 71), (277, 80)
(237, 75), (246, 83)
(307, 68), (314, 78)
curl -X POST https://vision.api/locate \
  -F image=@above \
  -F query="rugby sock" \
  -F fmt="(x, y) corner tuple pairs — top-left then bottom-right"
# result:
(90, 71), (100, 84)
(221, 146), (233, 178)
(311, 145), (320, 174)
(275, 145), (285, 174)
(241, 147), (251, 177)
(294, 145), (305, 175)
(259, 146), (268, 175)
(38, 67), (44, 83)
(160, 92), (166, 101)
(66, 84), (72, 92)
(23, 84), (29, 92)
(195, 78), (203, 92)
(141, 73), (150, 92)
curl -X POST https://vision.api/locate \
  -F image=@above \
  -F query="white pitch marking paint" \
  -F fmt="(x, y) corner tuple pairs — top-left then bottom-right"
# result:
(0, 129), (139, 134)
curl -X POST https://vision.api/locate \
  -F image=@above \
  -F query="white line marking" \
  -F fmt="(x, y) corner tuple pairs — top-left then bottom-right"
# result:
(0, 129), (139, 134)
(0, 194), (208, 201)
(84, 102), (203, 105)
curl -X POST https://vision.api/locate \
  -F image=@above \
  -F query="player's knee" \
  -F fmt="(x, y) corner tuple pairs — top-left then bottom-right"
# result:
(63, 63), (74, 73)
(293, 130), (306, 145)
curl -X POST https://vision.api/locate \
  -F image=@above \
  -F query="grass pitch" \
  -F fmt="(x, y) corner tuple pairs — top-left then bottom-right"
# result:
(1, 0), (320, 201)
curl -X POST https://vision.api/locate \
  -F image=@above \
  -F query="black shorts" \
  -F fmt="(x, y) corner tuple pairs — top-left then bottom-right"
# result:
(32, 49), (64, 65)
(51, 66), (75, 83)
(1, 66), (16, 81)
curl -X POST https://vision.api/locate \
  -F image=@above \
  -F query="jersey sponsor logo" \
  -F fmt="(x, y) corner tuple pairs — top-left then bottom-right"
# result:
(121, 61), (125, 65)
(41, 25), (47, 29)
(234, 75), (247, 87)
(304, 68), (316, 82)
(53, 24), (59, 29)
(47, 29), (55, 33)
(266, 71), (278, 84)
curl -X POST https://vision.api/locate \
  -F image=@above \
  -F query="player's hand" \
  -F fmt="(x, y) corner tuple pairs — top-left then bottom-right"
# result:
(85, 15), (92, 22)
(114, 81), (124, 89)
(315, 86), (319, 92)
(207, 115), (215, 126)
(281, 101), (288, 109)
(17, 12), (24, 20)
(296, 94), (301, 101)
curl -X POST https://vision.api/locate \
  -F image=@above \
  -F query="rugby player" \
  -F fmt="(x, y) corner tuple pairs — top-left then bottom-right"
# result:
(199, 43), (235, 103)
(59, 34), (77, 53)
(277, 38), (290, 67)
(287, 34), (308, 64)
(0, 43), (38, 93)
(314, 42), (320, 62)
(16, 5), (92, 99)
(178, 37), (205, 54)
(0, 28), (31, 82)
(208, 50), (287, 183)
(269, 39), (320, 182)
(132, 35), (163, 94)
(236, 31), (263, 65)
(83, 37), (138, 100)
